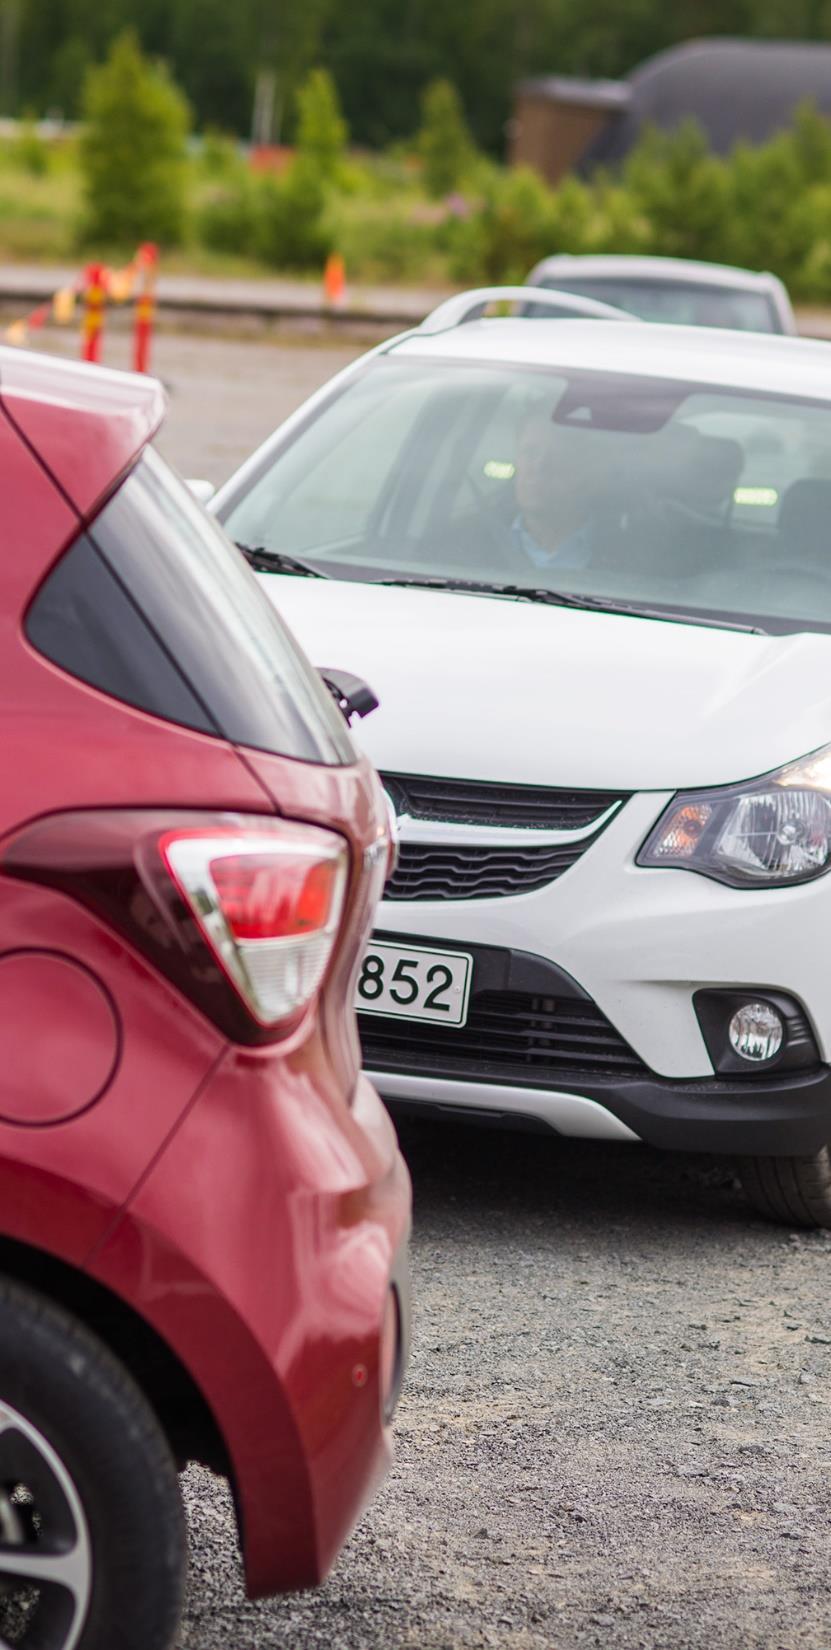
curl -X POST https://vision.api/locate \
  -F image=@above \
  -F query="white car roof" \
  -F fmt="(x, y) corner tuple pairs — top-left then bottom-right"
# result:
(391, 317), (831, 400)
(527, 255), (780, 292)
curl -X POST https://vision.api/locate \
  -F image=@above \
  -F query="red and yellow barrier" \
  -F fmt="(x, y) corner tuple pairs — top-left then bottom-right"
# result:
(3, 243), (159, 373)
(132, 243), (158, 374)
(81, 264), (108, 363)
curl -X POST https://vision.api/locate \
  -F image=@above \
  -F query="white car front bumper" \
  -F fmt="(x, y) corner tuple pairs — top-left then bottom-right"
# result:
(361, 791), (831, 1152)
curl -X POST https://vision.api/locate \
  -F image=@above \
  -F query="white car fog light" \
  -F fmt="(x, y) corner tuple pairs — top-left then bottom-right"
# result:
(728, 1002), (784, 1063)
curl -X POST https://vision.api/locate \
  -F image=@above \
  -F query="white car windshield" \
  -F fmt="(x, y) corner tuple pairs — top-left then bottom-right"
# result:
(221, 357), (831, 633)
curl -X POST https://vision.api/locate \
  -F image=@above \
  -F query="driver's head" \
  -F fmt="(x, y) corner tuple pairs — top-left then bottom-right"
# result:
(514, 407), (597, 526)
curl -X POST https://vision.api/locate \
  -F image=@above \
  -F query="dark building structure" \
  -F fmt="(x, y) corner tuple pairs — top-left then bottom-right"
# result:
(511, 38), (831, 185)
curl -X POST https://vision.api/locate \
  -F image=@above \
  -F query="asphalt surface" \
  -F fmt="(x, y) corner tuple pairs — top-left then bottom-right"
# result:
(26, 325), (365, 486)
(27, 327), (831, 1649)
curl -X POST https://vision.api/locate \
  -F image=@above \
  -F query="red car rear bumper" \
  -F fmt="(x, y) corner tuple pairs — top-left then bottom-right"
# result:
(90, 1053), (411, 1596)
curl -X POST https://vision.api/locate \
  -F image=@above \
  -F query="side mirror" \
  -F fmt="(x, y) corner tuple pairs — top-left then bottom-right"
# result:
(186, 478), (216, 506)
(318, 667), (379, 724)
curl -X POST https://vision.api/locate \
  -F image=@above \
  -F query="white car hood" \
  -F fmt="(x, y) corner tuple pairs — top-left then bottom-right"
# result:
(261, 575), (831, 791)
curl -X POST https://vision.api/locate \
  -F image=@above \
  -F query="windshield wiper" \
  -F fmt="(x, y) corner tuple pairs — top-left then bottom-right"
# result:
(378, 575), (766, 634)
(235, 544), (325, 578)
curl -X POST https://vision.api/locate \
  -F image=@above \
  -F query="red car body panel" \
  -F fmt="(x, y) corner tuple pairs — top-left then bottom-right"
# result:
(0, 347), (410, 1596)
(91, 1067), (408, 1594)
(1, 349), (164, 520)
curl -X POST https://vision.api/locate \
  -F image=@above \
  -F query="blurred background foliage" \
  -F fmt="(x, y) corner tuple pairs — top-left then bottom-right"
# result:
(4, 6), (831, 297)
(11, 0), (831, 151)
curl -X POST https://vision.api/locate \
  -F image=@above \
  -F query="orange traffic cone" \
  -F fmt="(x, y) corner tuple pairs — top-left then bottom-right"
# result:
(323, 252), (346, 308)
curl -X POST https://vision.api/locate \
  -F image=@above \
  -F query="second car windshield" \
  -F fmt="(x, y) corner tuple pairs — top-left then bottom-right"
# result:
(533, 276), (779, 332)
(221, 356), (831, 631)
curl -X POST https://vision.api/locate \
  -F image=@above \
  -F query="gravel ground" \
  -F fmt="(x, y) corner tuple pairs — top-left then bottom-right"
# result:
(26, 328), (831, 1648)
(179, 1122), (831, 1650)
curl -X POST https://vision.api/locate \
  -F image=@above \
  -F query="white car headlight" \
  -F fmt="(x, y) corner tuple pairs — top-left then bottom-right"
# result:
(637, 744), (831, 888)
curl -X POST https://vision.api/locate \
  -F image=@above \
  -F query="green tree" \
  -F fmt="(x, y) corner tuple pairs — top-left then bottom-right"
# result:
(789, 99), (831, 185)
(79, 29), (190, 246)
(295, 67), (348, 178)
(417, 77), (475, 196)
(623, 119), (730, 261)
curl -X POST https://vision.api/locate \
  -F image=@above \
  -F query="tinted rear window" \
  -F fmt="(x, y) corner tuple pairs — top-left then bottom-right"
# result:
(28, 448), (356, 766)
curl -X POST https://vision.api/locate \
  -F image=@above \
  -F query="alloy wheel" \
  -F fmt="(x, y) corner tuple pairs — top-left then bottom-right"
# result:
(0, 1399), (92, 1649)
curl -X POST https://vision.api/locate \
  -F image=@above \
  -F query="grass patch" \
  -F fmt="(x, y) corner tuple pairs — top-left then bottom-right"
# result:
(0, 147), (81, 260)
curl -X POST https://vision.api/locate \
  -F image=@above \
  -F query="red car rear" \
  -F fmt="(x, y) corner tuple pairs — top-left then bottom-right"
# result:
(0, 348), (410, 1650)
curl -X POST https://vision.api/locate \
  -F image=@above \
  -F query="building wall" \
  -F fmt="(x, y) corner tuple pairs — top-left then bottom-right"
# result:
(510, 94), (616, 184)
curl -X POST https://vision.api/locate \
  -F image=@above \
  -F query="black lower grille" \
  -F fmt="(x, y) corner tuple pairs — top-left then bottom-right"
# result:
(385, 839), (591, 901)
(360, 989), (647, 1081)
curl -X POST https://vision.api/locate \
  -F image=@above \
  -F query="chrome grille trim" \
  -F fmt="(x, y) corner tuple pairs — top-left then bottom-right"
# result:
(380, 772), (628, 831)
(380, 773), (626, 901)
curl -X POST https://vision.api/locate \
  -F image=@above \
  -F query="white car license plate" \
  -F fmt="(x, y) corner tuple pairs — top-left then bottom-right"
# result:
(355, 941), (472, 1026)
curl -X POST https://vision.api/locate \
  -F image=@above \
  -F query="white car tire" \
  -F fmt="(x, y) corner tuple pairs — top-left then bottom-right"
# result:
(737, 1147), (831, 1228)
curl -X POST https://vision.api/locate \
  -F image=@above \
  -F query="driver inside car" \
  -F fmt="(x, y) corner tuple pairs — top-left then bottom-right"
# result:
(510, 409), (630, 574)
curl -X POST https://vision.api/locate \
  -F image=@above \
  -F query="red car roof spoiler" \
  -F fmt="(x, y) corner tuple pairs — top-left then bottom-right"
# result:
(0, 346), (165, 522)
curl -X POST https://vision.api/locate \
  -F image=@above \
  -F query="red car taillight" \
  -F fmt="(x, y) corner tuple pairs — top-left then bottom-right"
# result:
(159, 824), (347, 1028)
(2, 810), (352, 1044)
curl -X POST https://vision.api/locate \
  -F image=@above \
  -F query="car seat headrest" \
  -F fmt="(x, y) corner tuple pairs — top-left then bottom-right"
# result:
(778, 479), (831, 555)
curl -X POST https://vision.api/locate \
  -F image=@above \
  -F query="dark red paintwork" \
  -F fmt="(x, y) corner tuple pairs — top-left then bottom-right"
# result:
(0, 348), (410, 1595)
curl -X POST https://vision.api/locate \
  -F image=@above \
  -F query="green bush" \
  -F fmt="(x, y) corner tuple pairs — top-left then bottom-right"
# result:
(721, 135), (801, 276)
(197, 175), (259, 253)
(622, 120), (730, 261)
(191, 95), (831, 298)
(782, 184), (831, 299)
(14, 116), (50, 176)
(332, 200), (441, 279)
(445, 106), (831, 295)
(255, 159), (333, 269)
(447, 166), (557, 282)
(199, 127), (241, 177)
(788, 101), (831, 187)
(587, 179), (652, 256)
(79, 30), (190, 248)
(542, 175), (595, 256)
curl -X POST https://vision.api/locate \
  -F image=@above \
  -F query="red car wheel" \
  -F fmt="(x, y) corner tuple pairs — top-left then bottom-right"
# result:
(0, 1280), (185, 1650)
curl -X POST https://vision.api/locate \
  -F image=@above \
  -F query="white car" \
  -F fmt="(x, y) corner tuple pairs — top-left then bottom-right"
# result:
(524, 255), (797, 335)
(210, 293), (831, 1227)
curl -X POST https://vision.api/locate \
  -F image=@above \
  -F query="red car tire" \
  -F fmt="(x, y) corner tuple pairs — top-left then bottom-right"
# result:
(0, 1278), (186, 1650)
